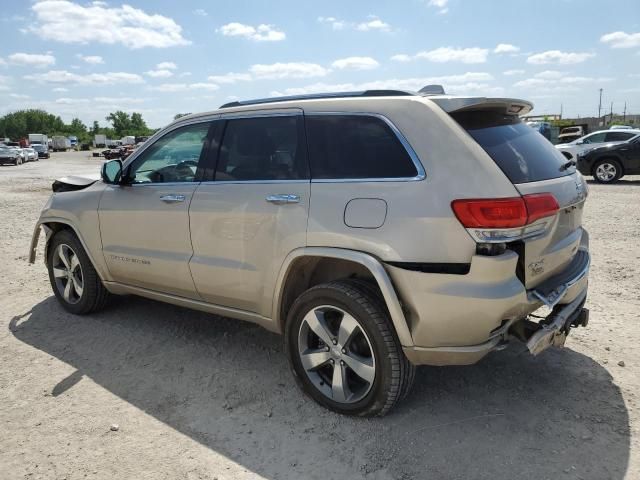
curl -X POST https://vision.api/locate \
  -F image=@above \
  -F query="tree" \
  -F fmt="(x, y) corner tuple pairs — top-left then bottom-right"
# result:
(0, 109), (65, 139)
(91, 121), (100, 135)
(105, 111), (132, 137)
(130, 112), (149, 136)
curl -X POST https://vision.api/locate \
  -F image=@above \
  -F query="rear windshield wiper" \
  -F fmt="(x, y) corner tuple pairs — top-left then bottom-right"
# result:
(560, 159), (576, 171)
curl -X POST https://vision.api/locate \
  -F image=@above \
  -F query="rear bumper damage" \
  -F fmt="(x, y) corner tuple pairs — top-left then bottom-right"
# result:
(395, 230), (590, 366)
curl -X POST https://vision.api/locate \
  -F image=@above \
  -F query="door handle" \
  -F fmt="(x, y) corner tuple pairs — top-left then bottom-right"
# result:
(266, 194), (300, 205)
(160, 194), (186, 203)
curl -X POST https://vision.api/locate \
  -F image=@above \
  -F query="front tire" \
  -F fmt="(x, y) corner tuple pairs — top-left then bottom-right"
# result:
(47, 230), (109, 314)
(285, 280), (415, 417)
(593, 159), (622, 183)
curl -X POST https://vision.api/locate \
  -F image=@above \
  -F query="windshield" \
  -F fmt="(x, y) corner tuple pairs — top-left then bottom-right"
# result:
(452, 110), (575, 184)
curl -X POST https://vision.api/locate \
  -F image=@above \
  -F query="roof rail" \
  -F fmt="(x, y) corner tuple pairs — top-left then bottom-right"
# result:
(219, 89), (414, 109)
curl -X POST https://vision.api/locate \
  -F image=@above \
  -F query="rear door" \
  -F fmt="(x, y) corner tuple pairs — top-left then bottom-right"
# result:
(98, 120), (215, 298)
(452, 109), (587, 289)
(188, 110), (310, 316)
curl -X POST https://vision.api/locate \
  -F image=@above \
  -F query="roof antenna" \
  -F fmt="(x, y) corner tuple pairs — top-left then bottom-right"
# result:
(418, 84), (445, 95)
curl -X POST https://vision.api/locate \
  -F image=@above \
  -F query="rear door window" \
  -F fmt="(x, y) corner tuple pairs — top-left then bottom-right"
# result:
(305, 114), (418, 179)
(582, 132), (606, 144)
(216, 115), (308, 181)
(452, 110), (574, 184)
(604, 132), (636, 142)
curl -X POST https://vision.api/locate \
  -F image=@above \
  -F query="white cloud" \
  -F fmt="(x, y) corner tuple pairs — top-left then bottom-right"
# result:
(218, 22), (285, 42)
(52, 87), (68, 92)
(600, 31), (640, 49)
(77, 54), (104, 64)
(36, 70), (144, 85)
(514, 74), (612, 89)
(318, 15), (391, 32)
(30, 0), (190, 49)
(416, 47), (489, 64)
(331, 56), (379, 71)
(0, 58), (5, 67)
(270, 72), (496, 96)
(9, 93), (30, 99)
(249, 62), (329, 79)
(207, 72), (252, 84)
(145, 69), (174, 78)
(391, 54), (412, 62)
(503, 69), (525, 76)
(356, 17), (390, 32)
(149, 82), (219, 92)
(0, 75), (10, 91)
(156, 61), (177, 70)
(494, 43), (520, 54)
(534, 70), (564, 79)
(317, 16), (347, 30)
(193, 9), (207, 17)
(527, 50), (595, 65)
(55, 97), (90, 104)
(8, 52), (56, 68)
(428, 0), (449, 14)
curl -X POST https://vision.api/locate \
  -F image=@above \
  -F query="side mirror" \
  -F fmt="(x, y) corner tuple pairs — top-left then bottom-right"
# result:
(101, 159), (123, 185)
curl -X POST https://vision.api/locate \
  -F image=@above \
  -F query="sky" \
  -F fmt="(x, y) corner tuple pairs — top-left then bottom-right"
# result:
(0, 0), (639, 129)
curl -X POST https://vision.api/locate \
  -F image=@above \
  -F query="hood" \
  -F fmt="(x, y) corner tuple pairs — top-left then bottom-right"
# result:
(52, 173), (101, 193)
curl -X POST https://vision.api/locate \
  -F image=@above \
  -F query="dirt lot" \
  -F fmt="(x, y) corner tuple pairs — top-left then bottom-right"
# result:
(1, 150), (639, 480)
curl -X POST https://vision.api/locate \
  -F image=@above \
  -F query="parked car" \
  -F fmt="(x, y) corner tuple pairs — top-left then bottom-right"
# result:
(577, 135), (640, 183)
(32, 143), (50, 158)
(6, 145), (26, 164)
(29, 89), (590, 416)
(610, 125), (633, 130)
(0, 145), (22, 165)
(23, 147), (39, 162)
(555, 129), (640, 160)
(558, 124), (589, 143)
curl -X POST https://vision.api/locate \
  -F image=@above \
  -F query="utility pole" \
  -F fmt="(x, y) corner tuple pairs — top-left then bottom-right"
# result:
(560, 103), (563, 119)
(598, 88), (603, 120)
(623, 102), (627, 122)
(610, 102), (614, 125)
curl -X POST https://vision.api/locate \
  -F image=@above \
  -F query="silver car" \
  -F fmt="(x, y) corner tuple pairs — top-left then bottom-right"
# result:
(29, 89), (590, 416)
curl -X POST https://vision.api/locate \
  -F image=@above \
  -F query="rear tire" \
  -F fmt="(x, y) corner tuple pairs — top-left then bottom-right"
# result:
(285, 279), (415, 416)
(592, 159), (622, 183)
(47, 230), (110, 315)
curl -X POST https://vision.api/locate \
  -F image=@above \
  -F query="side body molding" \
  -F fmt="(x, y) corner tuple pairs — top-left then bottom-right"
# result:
(273, 247), (414, 347)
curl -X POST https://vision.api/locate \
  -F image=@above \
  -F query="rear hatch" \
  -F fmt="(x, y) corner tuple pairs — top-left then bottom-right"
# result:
(447, 105), (587, 289)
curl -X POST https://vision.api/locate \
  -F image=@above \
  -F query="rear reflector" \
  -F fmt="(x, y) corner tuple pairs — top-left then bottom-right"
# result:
(452, 193), (558, 229)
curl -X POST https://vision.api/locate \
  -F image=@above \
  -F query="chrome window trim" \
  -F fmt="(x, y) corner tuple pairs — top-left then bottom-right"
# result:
(218, 110), (303, 121)
(305, 111), (426, 183)
(122, 115), (220, 170)
(200, 179), (309, 186)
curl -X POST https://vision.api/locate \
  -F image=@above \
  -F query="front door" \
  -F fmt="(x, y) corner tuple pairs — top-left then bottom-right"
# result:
(98, 120), (214, 298)
(188, 112), (310, 316)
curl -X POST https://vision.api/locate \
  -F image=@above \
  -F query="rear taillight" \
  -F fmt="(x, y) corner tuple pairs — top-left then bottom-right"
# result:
(452, 193), (558, 229)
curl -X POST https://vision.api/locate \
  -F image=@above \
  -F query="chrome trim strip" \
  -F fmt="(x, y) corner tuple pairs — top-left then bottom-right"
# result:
(305, 111), (426, 183)
(199, 179), (309, 185)
(528, 248), (590, 308)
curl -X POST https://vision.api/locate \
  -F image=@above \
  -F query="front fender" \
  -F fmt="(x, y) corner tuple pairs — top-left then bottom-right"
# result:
(28, 217), (110, 282)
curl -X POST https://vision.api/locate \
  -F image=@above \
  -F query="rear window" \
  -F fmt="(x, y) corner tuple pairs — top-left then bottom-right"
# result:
(305, 115), (418, 179)
(452, 110), (574, 184)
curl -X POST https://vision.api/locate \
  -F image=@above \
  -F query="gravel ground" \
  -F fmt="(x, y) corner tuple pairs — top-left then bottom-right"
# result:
(1, 151), (639, 480)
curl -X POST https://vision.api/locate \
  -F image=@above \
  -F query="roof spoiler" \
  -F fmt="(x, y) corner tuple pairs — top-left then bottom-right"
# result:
(428, 97), (534, 116)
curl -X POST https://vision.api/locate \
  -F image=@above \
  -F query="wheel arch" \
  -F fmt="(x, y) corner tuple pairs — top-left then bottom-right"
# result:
(29, 218), (106, 282)
(591, 155), (625, 176)
(273, 247), (414, 347)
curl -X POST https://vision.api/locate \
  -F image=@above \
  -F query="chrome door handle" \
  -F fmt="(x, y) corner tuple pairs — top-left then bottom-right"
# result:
(160, 194), (186, 203)
(266, 194), (300, 205)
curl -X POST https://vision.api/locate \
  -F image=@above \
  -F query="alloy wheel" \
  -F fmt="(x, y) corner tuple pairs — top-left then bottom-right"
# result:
(297, 305), (376, 404)
(51, 244), (84, 304)
(595, 162), (617, 182)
